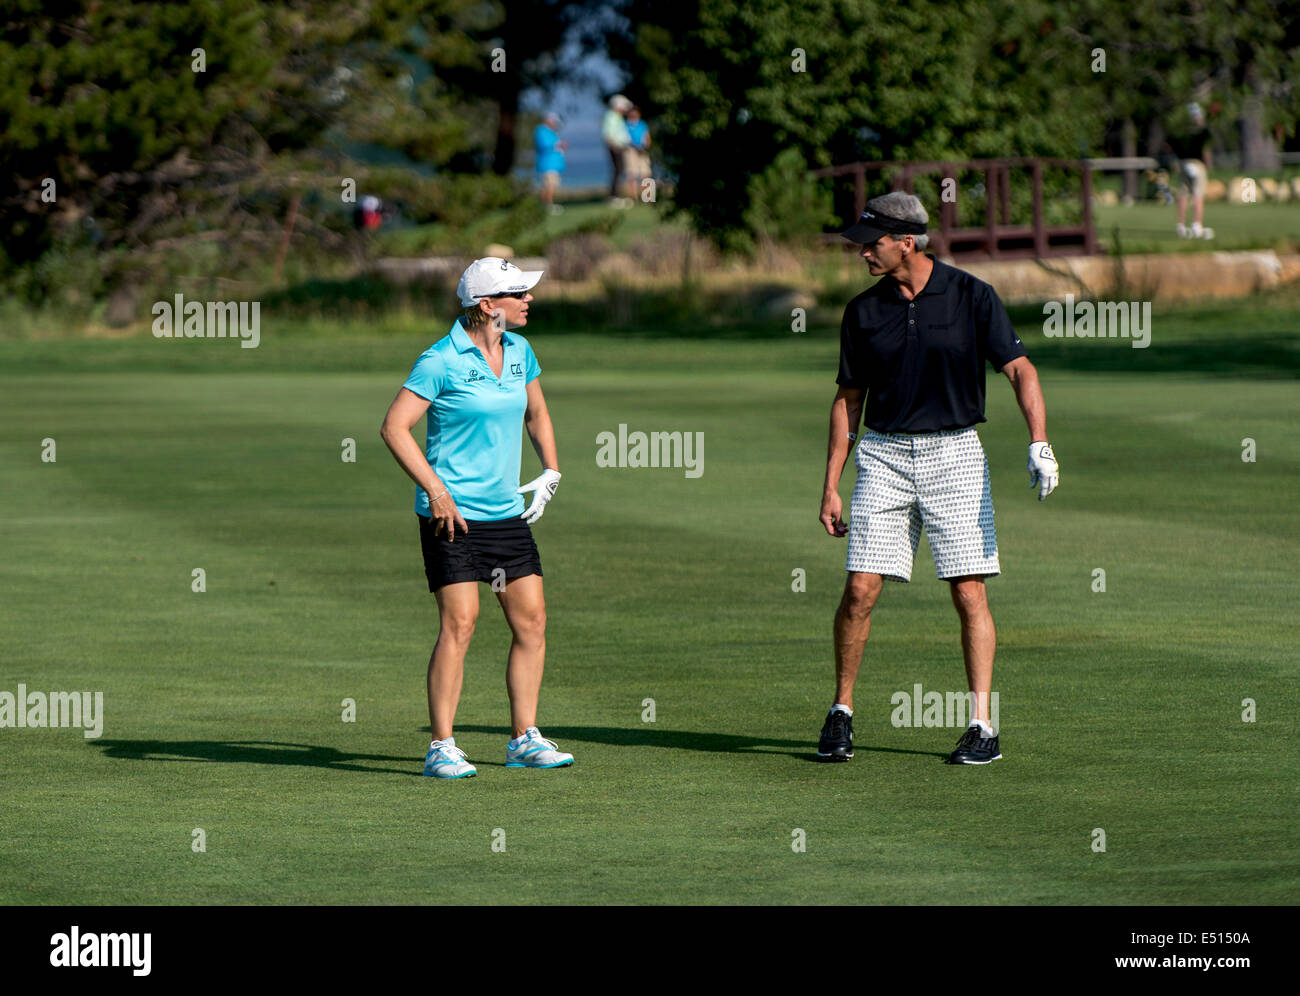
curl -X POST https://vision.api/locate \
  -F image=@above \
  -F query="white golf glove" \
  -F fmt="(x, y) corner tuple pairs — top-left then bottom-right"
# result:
(1027, 441), (1059, 501)
(518, 469), (561, 524)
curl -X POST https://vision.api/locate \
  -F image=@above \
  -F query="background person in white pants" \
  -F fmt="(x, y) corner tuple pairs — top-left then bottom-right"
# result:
(1162, 102), (1214, 240)
(816, 192), (1060, 765)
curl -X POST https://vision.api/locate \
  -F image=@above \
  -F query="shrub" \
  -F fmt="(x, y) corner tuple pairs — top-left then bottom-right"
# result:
(743, 148), (838, 249)
(545, 233), (615, 281)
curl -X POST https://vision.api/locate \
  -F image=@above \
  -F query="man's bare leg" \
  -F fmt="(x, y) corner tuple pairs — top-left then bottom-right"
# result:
(833, 572), (884, 708)
(949, 575), (995, 725)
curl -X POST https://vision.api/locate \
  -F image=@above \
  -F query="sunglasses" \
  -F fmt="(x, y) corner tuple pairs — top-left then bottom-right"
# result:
(488, 291), (528, 299)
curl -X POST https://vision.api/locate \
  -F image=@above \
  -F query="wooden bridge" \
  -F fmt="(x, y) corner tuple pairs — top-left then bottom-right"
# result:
(810, 157), (1099, 259)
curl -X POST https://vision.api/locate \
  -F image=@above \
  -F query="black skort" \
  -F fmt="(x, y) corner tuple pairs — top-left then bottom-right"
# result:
(417, 514), (543, 592)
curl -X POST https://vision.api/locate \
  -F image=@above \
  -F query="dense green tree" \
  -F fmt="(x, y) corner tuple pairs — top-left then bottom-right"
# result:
(405, 0), (585, 175)
(603, 0), (1298, 244)
(0, 0), (579, 277)
(605, 0), (1107, 245)
(1067, 0), (1300, 169)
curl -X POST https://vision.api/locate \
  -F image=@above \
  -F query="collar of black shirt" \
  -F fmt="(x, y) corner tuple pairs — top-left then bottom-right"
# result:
(886, 253), (949, 300)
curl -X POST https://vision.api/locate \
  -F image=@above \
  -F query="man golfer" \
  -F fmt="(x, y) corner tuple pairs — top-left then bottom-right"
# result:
(816, 192), (1059, 765)
(381, 257), (573, 779)
(1161, 101), (1213, 240)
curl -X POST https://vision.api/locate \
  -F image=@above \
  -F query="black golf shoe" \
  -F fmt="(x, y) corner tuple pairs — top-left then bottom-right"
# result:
(817, 708), (854, 761)
(946, 723), (1002, 764)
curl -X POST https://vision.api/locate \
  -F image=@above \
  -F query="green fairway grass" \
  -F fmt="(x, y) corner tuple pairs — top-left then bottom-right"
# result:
(1093, 199), (1300, 254)
(1, 290), (1298, 905)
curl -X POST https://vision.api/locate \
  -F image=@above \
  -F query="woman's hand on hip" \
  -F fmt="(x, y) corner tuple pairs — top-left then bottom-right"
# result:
(432, 493), (469, 541)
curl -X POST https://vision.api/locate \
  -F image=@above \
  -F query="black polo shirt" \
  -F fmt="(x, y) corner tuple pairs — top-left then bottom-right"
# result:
(837, 255), (1026, 433)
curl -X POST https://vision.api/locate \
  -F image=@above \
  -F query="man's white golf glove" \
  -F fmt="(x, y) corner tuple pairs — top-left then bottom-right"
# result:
(1027, 441), (1059, 501)
(519, 469), (562, 524)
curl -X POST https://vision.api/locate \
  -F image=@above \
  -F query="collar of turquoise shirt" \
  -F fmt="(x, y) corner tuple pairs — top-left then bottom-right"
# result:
(449, 318), (516, 353)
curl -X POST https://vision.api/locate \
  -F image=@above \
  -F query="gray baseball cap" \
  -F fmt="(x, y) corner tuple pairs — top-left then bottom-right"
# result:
(840, 206), (927, 244)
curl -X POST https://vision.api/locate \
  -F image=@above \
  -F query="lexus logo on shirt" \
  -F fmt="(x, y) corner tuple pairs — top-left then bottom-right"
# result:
(467, 369), (483, 382)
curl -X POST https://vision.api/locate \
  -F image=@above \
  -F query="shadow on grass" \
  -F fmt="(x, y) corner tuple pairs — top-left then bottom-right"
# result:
(1001, 299), (1300, 377)
(262, 273), (824, 341)
(260, 276), (455, 322)
(1020, 334), (1300, 378)
(445, 724), (947, 761)
(249, 270), (1300, 377)
(95, 740), (419, 776)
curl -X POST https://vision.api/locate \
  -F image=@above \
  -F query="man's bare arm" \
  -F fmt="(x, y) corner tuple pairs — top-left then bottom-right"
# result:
(820, 386), (864, 536)
(1002, 357), (1047, 442)
(824, 386), (864, 491)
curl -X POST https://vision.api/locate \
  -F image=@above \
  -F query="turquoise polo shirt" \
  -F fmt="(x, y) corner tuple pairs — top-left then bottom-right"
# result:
(534, 123), (565, 175)
(402, 320), (541, 521)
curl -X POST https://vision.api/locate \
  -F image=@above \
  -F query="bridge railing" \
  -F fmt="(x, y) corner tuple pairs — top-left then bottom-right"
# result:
(810, 157), (1098, 259)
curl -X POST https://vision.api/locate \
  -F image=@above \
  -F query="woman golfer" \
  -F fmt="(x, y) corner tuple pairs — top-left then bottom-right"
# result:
(381, 257), (572, 779)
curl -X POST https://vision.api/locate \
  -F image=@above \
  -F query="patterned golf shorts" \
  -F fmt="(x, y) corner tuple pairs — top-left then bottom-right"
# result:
(847, 427), (999, 582)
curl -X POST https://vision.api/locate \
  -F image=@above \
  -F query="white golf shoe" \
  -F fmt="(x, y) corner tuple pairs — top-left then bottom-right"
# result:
(505, 727), (575, 769)
(422, 738), (477, 779)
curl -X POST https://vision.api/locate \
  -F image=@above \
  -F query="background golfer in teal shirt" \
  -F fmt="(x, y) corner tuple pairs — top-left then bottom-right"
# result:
(381, 257), (574, 779)
(534, 111), (567, 213)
